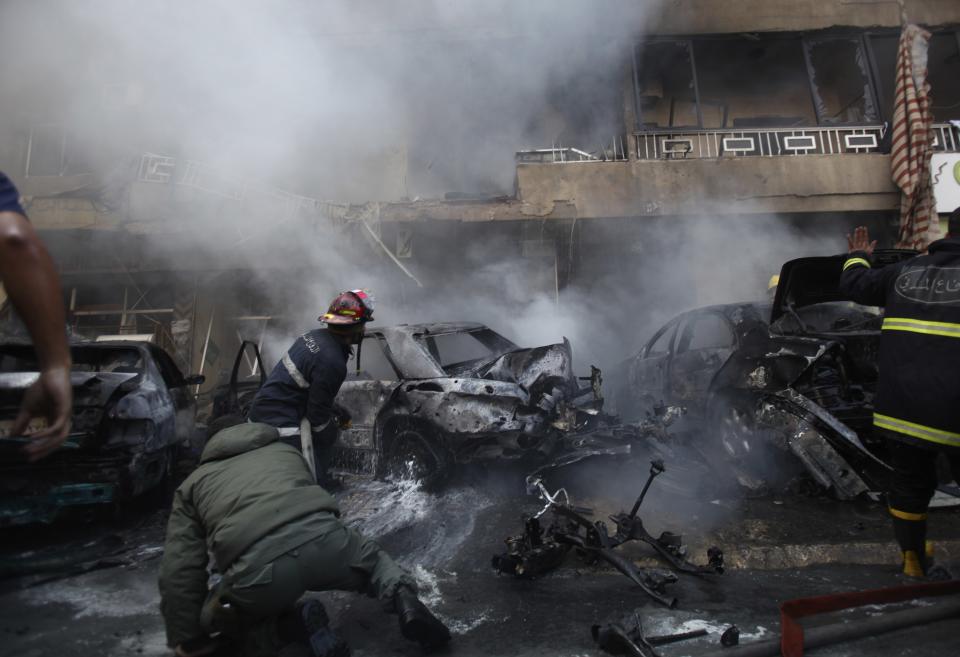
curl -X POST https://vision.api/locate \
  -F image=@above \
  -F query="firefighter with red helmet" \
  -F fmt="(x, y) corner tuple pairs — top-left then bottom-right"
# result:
(248, 289), (374, 483)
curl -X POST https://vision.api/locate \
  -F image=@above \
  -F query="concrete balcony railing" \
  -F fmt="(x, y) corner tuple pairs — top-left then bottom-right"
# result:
(634, 122), (960, 160)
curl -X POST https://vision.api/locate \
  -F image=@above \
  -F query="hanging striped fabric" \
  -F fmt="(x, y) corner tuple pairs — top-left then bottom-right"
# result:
(890, 24), (939, 251)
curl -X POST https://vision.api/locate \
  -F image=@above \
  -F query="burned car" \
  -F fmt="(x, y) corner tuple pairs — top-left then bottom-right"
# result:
(0, 341), (204, 525)
(222, 323), (610, 487)
(609, 250), (929, 499)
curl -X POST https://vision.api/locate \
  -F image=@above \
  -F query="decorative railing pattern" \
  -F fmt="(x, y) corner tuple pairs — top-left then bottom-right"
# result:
(634, 123), (960, 160)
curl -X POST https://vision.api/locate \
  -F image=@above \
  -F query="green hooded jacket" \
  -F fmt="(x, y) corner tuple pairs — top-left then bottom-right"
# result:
(158, 422), (339, 646)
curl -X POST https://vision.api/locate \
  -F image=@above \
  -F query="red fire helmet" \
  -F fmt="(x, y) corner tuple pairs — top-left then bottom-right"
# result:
(320, 289), (375, 325)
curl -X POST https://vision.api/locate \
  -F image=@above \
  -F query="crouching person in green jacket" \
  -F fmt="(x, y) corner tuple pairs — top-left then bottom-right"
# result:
(158, 418), (450, 657)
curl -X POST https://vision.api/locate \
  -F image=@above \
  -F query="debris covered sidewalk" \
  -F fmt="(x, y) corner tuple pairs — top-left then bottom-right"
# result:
(2, 472), (959, 657)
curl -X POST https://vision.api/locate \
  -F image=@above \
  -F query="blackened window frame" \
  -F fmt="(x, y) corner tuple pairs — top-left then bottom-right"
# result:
(633, 27), (960, 131)
(865, 28), (960, 123)
(632, 39), (704, 130)
(801, 33), (881, 125)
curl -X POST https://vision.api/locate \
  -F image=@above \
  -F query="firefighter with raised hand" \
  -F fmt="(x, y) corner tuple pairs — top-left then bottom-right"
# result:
(839, 211), (960, 577)
(248, 290), (373, 484)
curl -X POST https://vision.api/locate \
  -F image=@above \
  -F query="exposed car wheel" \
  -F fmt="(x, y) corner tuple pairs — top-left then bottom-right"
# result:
(381, 423), (450, 490)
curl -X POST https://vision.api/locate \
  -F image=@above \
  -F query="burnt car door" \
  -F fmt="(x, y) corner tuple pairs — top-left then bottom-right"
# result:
(211, 340), (266, 420)
(616, 318), (679, 419)
(335, 334), (403, 470)
(667, 311), (737, 407)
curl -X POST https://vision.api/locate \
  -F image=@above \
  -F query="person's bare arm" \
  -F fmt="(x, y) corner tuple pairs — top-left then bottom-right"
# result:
(0, 211), (72, 460)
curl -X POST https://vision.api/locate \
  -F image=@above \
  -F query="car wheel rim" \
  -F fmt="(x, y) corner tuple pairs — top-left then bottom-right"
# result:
(387, 430), (439, 482)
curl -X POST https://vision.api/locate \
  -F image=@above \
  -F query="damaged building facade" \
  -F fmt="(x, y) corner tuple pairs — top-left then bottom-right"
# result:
(1, 0), (959, 416)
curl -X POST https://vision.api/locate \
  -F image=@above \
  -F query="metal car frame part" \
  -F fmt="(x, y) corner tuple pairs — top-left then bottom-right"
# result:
(493, 460), (723, 608)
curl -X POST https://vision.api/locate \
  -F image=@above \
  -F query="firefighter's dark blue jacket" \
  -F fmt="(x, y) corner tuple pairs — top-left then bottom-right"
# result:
(839, 237), (960, 449)
(248, 328), (351, 435)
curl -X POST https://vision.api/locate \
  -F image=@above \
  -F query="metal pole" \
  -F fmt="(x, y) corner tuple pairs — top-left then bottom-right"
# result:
(697, 595), (960, 657)
(24, 126), (34, 177)
(687, 40), (704, 129)
(359, 219), (424, 288)
(195, 310), (215, 397)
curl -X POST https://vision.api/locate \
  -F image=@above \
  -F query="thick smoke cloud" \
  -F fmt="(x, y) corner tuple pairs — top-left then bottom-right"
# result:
(0, 0), (648, 198)
(0, 1), (878, 379)
(0, 0), (657, 363)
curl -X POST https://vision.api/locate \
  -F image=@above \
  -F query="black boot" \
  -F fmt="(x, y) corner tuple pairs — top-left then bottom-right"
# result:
(292, 599), (350, 657)
(393, 586), (451, 650)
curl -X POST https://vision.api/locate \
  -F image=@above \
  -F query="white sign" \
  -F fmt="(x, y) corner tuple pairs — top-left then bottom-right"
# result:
(932, 153), (960, 214)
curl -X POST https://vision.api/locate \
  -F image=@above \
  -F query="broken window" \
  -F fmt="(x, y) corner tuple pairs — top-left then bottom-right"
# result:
(634, 41), (700, 129)
(646, 320), (677, 356)
(421, 330), (501, 374)
(872, 31), (960, 123)
(803, 37), (879, 124)
(866, 35), (898, 121)
(150, 346), (187, 387)
(347, 337), (398, 381)
(677, 313), (735, 352)
(693, 37), (815, 128)
(928, 33), (960, 122)
(0, 345), (142, 374)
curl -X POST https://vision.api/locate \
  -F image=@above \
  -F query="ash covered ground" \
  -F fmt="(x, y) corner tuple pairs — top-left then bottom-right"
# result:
(2, 454), (959, 657)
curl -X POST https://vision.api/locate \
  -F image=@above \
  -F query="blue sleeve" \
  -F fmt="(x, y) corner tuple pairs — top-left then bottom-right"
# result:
(837, 252), (899, 308)
(0, 171), (26, 217)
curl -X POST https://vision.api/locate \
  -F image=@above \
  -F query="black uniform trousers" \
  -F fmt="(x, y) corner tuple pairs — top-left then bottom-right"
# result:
(886, 433), (960, 514)
(884, 429), (960, 567)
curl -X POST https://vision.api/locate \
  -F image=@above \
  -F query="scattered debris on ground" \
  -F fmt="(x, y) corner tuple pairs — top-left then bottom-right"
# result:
(493, 459), (723, 607)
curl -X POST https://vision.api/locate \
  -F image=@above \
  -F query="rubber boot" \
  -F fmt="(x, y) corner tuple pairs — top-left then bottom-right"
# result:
(902, 550), (925, 578)
(891, 511), (928, 577)
(393, 586), (451, 650)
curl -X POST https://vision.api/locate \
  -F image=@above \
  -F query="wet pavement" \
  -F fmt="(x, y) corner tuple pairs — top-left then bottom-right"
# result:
(1, 461), (959, 657)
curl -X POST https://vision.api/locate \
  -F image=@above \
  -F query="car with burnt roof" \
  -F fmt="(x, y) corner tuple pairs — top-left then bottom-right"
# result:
(0, 340), (204, 525)
(218, 322), (603, 487)
(608, 250), (954, 500)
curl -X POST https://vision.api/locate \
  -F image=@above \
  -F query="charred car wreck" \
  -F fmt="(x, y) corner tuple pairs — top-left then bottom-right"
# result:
(221, 322), (653, 486)
(609, 250), (957, 500)
(0, 341), (203, 525)
(493, 459), (724, 608)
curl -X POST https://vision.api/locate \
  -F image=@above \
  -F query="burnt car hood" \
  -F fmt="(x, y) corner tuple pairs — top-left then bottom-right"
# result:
(0, 371), (139, 408)
(771, 249), (918, 324)
(712, 333), (829, 394)
(479, 338), (577, 398)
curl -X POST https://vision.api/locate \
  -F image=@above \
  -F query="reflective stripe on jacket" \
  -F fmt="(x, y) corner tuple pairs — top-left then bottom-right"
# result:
(248, 329), (350, 435)
(838, 238), (960, 447)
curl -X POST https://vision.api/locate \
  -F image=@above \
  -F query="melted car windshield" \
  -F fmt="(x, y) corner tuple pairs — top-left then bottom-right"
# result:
(0, 345), (144, 373)
(774, 301), (882, 334)
(418, 329), (517, 374)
